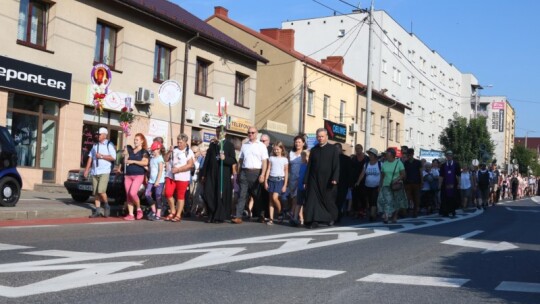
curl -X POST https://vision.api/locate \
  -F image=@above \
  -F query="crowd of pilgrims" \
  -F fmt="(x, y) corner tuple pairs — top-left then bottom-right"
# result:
(117, 126), (536, 227)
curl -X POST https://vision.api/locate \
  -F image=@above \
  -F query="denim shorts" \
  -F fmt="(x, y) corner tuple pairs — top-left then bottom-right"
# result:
(268, 177), (285, 194)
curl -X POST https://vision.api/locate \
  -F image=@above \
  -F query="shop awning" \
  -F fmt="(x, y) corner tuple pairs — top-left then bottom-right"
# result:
(259, 129), (296, 149)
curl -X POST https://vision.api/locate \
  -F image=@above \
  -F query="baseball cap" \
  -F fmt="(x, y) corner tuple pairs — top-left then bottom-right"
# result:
(150, 142), (162, 151)
(98, 127), (108, 135)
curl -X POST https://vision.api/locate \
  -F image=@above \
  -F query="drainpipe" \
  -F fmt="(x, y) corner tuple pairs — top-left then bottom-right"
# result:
(180, 33), (200, 134)
(301, 63), (307, 134)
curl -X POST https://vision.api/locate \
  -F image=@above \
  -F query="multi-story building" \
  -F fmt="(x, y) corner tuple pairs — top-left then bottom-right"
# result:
(207, 7), (408, 153)
(477, 96), (515, 170)
(282, 10), (476, 151)
(0, 0), (265, 189)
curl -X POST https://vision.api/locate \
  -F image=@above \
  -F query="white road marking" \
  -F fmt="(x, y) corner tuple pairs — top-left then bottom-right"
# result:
(495, 281), (540, 293)
(2, 225), (58, 229)
(441, 230), (518, 253)
(0, 243), (33, 251)
(0, 210), (482, 298)
(238, 266), (345, 278)
(531, 196), (540, 204)
(505, 207), (539, 213)
(357, 273), (469, 288)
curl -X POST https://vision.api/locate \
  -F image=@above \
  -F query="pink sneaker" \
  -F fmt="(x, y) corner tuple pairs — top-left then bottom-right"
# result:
(136, 209), (143, 220)
(123, 214), (135, 221)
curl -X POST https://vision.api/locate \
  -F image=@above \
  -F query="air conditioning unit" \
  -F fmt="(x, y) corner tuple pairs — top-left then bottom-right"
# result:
(349, 123), (359, 133)
(135, 87), (154, 104)
(185, 108), (195, 121)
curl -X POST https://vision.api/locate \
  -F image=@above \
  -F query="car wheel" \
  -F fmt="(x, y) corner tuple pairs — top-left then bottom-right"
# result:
(71, 194), (90, 203)
(0, 176), (21, 207)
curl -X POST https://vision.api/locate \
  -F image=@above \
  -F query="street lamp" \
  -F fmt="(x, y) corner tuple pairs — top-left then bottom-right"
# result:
(472, 84), (493, 118)
(525, 130), (535, 148)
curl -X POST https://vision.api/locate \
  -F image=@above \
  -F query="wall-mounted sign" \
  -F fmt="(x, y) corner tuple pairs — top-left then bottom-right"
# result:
(203, 132), (216, 143)
(306, 133), (317, 149)
(0, 55), (72, 100)
(90, 63), (112, 91)
(498, 109), (504, 132)
(492, 101), (505, 110)
(158, 80), (181, 106)
(324, 119), (347, 143)
(200, 111), (223, 128)
(227, 116), (251, 134)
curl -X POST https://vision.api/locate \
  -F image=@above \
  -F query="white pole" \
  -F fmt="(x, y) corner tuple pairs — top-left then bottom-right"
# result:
(364, 0), (374, 150)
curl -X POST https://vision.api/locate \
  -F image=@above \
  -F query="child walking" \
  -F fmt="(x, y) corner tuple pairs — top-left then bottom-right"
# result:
(291, 150), (308, 226)
(264, 141), (288, 225)
(145, 141), (165, 221)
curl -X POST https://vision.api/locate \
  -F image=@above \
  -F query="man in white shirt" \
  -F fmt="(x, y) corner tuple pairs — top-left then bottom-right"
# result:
(232, 127), (268, 224)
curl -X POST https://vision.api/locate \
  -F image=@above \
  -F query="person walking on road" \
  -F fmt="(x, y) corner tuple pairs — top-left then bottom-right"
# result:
(303, 128), (339, 228)
(232, 127), (268, 224)
(377, 148), (407, 224)
(145, 141), (165, 221)
(84, 127), (116, 218)
(264, 141), (288, 225)
(200, 125), (237, 223)
(164, 134), (194, 222)
(439, 150), (461, 217)
(122, 133), (150, 221)
(356, 148), (381, 221)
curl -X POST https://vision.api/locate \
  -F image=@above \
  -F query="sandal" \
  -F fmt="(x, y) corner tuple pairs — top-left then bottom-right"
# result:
(164, 213), (176, 221)
(171, 215), (182, 222)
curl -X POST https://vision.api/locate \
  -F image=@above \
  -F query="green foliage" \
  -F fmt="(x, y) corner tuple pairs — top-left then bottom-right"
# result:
(439, 115), (494, 166)
(510, 144), (540, 175)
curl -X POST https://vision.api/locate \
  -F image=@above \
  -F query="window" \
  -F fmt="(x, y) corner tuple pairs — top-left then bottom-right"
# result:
(307, 89), (314, 115)
(409, 127), (413, 140)
(235, 72), (249, 107)
(392, 67), (398, 82)
(370, 112), (375, 134)
(380, 116), (385, 138)
(389, 119), (394, 141)
(94, 22), (118, 67)
(154, 43), (171, 82)
(7, 93), (59, 181)
(196, 58), (211, 96)
(382, 60), (387, 74)
(407, 76), (412, 89)
(397, 69), (402, 85)
(396, 122), (400, 143)
(360, 108), (366, 131)
(17, 0), (49, 48)
(323, 95), (329, 119)
(339, 100), (345, 123)
(419, 82), (425, 96)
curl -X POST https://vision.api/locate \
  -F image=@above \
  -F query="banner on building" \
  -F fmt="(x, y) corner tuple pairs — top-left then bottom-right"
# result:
(323, 119), (347, 143)
(419, 149), (444, 162)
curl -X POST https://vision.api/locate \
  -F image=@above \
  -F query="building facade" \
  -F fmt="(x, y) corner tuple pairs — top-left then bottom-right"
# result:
(0, 0), (265, 189)
(282, 10), (476, 151)
(478, 96), (515, 170)
(207, 7), (407, 153)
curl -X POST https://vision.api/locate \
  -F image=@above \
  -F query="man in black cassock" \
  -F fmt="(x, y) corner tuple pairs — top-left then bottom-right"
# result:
(304, 128), (339, 228)
(200, 125), (237, 223)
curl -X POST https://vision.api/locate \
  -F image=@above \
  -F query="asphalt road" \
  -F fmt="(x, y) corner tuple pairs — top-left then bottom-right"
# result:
(0, 197), (538, 304)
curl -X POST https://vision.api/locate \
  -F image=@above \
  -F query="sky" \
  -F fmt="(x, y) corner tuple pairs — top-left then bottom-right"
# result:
(173, 0), (539, 137)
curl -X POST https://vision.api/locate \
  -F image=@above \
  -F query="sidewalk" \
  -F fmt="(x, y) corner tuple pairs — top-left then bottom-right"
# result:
(0, 190), (95, 221)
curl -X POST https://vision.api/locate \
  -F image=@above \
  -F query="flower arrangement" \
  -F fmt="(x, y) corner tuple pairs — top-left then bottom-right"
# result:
(91, 84), (107, 115)
(119, 106), (135, 136)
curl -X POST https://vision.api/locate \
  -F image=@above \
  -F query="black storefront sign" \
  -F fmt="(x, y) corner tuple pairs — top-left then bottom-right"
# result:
(324, 119), (347, 143)
(0, 56), (72, 100)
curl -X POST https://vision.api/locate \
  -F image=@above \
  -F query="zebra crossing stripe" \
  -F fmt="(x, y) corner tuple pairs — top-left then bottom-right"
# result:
(357, 273), (469, 288)
(495, 281), (540, 293)
(238, 266), (345, 278)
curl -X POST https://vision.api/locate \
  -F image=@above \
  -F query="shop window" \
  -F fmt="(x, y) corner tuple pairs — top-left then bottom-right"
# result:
(81, 107), (122, 168)
(17, 0), (49, 48)
(6, 93), (59, 180)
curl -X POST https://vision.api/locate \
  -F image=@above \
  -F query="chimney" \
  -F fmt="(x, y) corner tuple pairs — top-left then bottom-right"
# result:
(260, 28), (295, 50)
(214, 6), (229, 18)
(321, 56), (344, 73)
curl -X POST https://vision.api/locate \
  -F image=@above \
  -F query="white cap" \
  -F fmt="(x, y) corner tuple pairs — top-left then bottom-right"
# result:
(98, 127), (108, 135)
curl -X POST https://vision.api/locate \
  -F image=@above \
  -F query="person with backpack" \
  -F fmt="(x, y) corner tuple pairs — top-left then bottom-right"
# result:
(476, 163), (491, 209)
(83, 127), (116, 218)
(164, 133), (194, 222)
(459, 165), (473, 210)
(356, 148), (381, 221)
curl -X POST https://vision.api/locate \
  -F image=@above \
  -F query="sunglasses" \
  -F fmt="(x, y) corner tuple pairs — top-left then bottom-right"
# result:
(248, 132), (256, 134)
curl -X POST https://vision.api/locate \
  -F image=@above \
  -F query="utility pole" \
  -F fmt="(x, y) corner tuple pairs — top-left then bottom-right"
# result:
(364, 0), (374, 150)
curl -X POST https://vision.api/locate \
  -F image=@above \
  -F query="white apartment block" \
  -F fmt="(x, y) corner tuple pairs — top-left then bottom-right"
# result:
(283, 10), (477, 151)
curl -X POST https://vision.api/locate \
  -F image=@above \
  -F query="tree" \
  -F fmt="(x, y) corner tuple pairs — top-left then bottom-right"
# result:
(439, 115), (494, 166)
(510, 144), (540, 175)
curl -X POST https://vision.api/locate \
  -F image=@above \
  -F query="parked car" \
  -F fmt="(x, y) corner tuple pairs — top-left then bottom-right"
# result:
(64, 165), (145, 204)
(0, 126), (23, 207)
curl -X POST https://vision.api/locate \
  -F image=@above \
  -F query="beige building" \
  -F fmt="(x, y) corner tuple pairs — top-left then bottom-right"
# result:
(207, 7), (407, 154)
(0, 0), (266, 189)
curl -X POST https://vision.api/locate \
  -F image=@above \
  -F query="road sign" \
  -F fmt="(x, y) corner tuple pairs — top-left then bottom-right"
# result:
(158, 80), (182, 106)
